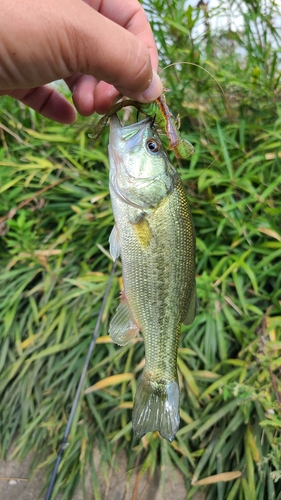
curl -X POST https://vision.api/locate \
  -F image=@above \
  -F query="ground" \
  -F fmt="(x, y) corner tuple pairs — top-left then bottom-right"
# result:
(0, 446), (205, 500)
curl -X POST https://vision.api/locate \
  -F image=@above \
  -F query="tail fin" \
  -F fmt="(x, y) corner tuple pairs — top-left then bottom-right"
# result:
(132, 375), (180, 442)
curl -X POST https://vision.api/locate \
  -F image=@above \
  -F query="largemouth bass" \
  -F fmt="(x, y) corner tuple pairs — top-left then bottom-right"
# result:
(108, 114), (196, 442)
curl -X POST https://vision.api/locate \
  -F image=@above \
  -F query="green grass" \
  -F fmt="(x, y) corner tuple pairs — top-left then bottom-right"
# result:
(0, 1), (281, 499)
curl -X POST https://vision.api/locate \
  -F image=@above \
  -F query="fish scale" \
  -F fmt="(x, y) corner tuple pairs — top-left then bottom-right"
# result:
(108, 114), (196, 441)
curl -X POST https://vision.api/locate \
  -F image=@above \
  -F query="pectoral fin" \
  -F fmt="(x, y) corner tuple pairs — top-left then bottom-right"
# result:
(109, 225), (121, 260)
(182, 283), (197, 326)
(109, 293), (140, 345)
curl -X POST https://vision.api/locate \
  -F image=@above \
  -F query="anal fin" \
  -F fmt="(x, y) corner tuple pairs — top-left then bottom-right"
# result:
(109, 293), (139, 346)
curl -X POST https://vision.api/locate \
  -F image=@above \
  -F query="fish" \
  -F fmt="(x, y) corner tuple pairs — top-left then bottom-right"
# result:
(108, 114), (196, 442)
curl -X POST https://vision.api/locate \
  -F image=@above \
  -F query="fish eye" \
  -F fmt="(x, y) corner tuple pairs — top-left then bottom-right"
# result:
(146, 139), (161, 154)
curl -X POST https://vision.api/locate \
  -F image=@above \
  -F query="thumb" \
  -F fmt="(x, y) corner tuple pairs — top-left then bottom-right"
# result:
(63, 1), (163, 102)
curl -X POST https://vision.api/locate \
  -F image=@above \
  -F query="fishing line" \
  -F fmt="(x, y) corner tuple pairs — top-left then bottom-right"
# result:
(159, 61), (232, 122)
(159, 61), (233, 177)
(45, 259), (117, 500)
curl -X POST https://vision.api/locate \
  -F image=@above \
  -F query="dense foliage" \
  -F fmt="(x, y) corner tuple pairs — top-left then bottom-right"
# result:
(0, 1), (280, 498)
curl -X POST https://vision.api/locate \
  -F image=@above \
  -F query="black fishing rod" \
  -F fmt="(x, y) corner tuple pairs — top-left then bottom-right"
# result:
(45, 260), (117, 500)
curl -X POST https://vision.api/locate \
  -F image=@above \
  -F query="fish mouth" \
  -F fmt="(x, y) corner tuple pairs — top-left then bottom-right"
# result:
(109, 113), (122, 134)
(109, 114), (123, 147)
(109, 114), (152, 148)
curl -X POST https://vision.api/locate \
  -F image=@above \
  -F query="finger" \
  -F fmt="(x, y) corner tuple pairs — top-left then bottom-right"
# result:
(65, 74), (98, 116)
(65, 74), (121, 116)
(85, 0), (159, 70)
(0, 0), (162, 102)
(63, 2), (163, 101)
(9, 86), (77, 124)
(93, 82), (121, 115)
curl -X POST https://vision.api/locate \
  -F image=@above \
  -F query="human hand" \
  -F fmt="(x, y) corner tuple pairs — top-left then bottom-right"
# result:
(0, 0), (162, 123)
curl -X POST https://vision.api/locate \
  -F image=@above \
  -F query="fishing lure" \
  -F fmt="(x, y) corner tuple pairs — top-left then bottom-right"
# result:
(90, 93), (194, 159)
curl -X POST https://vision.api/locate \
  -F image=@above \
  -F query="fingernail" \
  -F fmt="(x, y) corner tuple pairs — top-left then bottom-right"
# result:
(138, 71), (163, 103)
